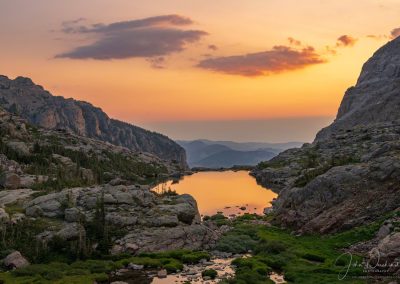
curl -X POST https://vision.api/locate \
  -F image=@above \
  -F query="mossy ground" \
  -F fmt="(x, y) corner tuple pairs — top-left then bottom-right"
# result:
(218, 214), (381, 284)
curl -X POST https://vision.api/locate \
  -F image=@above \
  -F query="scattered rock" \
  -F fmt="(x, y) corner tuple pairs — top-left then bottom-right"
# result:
(263, 207), (273, 215)
(128, 263), (144, 270)
(10, 213), (25, 224)
(0, 172), (21, 189)
(157, 269), (168, 278)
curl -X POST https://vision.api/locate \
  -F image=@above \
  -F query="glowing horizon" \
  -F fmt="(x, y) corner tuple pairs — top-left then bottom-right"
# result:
(1, 0), (398, 142)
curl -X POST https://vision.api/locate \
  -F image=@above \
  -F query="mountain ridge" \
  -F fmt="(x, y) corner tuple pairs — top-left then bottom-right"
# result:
(0, 75), (187, 169)
(178, 139), (302, 168)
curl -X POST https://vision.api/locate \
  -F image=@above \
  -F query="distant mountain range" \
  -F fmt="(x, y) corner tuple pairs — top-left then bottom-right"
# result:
(178, 139), (304, 168)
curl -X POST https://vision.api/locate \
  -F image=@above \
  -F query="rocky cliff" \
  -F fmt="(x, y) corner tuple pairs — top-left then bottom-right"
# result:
(251, 37), (400, 234)
(0, 75), (187, 169)
(317, 37), (400, 140)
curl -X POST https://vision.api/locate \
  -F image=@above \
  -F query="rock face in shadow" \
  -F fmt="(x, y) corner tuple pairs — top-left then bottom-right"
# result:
(251, 37), (400, 234)
(0, 75), (187, 169)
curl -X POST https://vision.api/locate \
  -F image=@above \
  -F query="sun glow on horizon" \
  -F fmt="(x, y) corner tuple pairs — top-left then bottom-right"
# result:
(0, 0), (398, 141)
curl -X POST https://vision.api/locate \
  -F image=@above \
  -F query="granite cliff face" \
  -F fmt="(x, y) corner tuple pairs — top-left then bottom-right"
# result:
(316, 37), (400, 140)
(252, 37), (400, 234)
(0, 75), (187, 169)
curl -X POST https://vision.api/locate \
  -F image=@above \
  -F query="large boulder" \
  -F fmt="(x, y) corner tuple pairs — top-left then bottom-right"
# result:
(112, 224), (220, 254)
(3, 251), (30, 269)
(24, 184), (216, 254)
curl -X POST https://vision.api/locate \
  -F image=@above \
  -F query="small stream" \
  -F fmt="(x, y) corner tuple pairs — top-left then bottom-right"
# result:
(110, 254), (285, 283)
(151, 257), (236, 284)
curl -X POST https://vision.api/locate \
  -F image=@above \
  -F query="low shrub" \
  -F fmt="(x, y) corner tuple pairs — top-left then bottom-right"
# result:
(302, 253), (326, 263)
(254, 240), (286, 255)
(216, 234), (257, 254)
(181, 251), (210, 264)
(202, 269), (218, 279)
(42, 270), (63, 281)
(65, 268), (88, 276)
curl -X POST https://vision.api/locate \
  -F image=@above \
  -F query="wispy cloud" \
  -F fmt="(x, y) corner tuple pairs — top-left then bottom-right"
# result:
(55, 15), (208, 62)
(197, 45), (325, 77)
(208, 44), (218, 51)
(336, 35), (357, 47)
(288, 37), (302, 46)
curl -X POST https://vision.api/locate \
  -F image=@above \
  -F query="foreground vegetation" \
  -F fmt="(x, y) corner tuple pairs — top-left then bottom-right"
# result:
(217, 214), (380, 284)
(0, 250), (210, 283)
(0, 210), (385, 283)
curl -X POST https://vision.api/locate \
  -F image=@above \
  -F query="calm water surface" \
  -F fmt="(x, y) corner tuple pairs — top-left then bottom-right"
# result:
(153, 171), (277, 216)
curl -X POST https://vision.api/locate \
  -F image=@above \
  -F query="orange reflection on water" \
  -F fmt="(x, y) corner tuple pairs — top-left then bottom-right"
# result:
(153, 171), (277, 216)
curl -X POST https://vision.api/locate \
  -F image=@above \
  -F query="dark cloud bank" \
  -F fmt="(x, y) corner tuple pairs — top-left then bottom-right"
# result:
(56, 15), (207, 61)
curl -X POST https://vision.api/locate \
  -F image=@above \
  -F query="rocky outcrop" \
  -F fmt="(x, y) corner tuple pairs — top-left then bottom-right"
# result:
(0, 75), (187, 169)
(23, 184), (220, 253)
(251, 37), (400, 233)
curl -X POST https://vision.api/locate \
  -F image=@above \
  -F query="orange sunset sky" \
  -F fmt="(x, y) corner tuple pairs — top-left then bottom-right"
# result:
(1, 0), (399, 142)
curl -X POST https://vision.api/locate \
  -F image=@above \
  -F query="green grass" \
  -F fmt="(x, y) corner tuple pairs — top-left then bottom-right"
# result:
(0, 250), (210, 283)
(204, 213), (230, 226)
(0, 272), (108, 284)
(217, 217), (381, 284)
